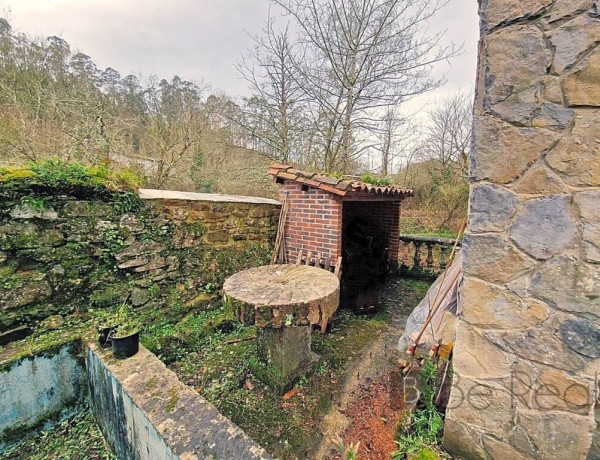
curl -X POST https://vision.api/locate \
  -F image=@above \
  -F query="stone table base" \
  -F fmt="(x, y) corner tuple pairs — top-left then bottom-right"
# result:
(223, 265), (340, 391)
(253, 325), (319, 393)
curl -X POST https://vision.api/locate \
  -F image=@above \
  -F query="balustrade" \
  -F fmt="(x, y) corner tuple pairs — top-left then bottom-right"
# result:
(398, 234), (461, 276)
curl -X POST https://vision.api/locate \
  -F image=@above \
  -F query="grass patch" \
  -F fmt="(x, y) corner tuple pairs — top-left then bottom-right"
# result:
(169, 309), (390, 459)
(0, 404), (115, 460)
(165, 279), (430, 459)
(399, 217), (458, 239)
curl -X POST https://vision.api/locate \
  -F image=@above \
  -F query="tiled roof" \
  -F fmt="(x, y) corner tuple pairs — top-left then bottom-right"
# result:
(269, 164), (414, 198)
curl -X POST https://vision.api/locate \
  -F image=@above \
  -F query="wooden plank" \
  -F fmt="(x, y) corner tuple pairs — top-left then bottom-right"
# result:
(318, 184), (347, 196)
(269, 200), (286, 265)
(306, 251), (313, 266)
(320, 318), (328, 334)
(324, 257), (331, 272)
(315, 253), (322, 268)
(295, 250), (303, 265)
(334, 256), (342, 278)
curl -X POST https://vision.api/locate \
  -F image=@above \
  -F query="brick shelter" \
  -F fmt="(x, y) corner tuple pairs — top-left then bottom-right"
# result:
(269, 165), (412, 309)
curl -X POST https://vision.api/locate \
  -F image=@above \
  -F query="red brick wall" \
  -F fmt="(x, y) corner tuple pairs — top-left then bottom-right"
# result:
(379, 201), (401, 263)
(277, 181), (342, 264)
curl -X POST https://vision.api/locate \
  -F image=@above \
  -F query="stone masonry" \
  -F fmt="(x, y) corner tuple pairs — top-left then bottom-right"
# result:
(0, 187), (279, 341)
(444, 1), (600, 459)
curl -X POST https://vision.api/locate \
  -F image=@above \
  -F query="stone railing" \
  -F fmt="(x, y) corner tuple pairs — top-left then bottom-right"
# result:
(398, 234), (461, 276)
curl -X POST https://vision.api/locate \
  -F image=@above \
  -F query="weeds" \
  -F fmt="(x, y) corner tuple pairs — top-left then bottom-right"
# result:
(331, 434), (360, 460)
(0, 159), (143, 193)
(392, 357), (447, 459)
(360, 171), (392, 186)
(20, 196), (47, 211)
(0, 406), (115, 460)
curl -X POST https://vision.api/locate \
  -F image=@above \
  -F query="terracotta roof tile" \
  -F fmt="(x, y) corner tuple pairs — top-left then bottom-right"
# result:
(270, 164), (413, 198)
(318, 176), (343, 186)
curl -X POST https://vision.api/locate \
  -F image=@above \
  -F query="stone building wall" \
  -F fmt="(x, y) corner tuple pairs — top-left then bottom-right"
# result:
(444, 1), (600, 459)
(0, 186), (279, 343)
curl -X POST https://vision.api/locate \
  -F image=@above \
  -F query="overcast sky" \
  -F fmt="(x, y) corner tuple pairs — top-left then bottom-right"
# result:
(0, 0), (479, 116)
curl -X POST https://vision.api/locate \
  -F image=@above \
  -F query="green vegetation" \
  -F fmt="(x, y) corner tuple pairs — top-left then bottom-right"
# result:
(20, 196), (48, 211)
(0, 405), (115, 460)
(108, 304), (140, 338)
(331, 434), (360, 460)
(0, 22), (276, 196)
(360, 172), (392, 187)
(0, 333), (84, 374)
(0, 161), (273, 368)
(168, 308), (391, 459)
(139, 278), (430, 459)
(392, 357), (448, 459)
(399, 216), (459, 239)
(0, 160), (142, 193)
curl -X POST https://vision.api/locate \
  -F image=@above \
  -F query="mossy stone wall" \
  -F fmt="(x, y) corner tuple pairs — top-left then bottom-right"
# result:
(0, 186), (280, 340)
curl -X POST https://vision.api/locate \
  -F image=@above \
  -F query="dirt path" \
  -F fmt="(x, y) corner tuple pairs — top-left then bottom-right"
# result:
(314, 278), (430, 459)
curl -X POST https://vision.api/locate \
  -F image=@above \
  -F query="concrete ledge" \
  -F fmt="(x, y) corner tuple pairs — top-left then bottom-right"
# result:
(139, 189), (281, 206)
(86, 343), (272, 460)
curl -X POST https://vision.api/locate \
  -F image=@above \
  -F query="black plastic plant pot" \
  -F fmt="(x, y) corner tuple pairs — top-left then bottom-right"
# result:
(98, 325), (118, 348)
(110, 331), (140, 358)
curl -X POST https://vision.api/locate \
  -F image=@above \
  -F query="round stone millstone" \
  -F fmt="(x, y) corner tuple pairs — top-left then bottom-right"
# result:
(223, 264), (340, 328)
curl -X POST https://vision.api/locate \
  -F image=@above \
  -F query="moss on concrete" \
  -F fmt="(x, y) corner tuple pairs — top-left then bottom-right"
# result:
(166, 387), (180, 413)
(0, 333), (84, 374)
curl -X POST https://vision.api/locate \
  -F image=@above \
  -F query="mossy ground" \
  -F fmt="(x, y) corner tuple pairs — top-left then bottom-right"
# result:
(0, 403), (115, 460)
(167, 278), (432, 459)
(0, 277), (431, 459)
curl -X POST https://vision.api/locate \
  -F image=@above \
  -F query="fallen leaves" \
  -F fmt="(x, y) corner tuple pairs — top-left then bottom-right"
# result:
(245, 380), (255, 391)
(283, 387), (298, 400)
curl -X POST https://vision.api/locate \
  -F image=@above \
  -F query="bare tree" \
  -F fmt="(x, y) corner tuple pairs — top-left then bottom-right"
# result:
(418, 91), (473, 179)
(237, 19), (307, 164)
(142, 76), (204, 187)
(272, 0), (460, 172)
(373, 106), (405, 175)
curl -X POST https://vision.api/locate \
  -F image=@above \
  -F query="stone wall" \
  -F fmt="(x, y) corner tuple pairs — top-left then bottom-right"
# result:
(444, 1), (600, 459)
(86, 342), (272, 459)
(0, 185), (279, 343)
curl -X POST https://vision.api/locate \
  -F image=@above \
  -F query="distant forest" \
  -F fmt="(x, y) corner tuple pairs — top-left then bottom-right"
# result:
(0, 3), (470, 230)
(0, 19), (276, 196)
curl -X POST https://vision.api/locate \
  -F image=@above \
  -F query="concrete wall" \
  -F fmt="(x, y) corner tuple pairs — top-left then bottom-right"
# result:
(86, 343), (272, 460)
(444, 1), (600, 459)
(0, 341), (87, 449)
